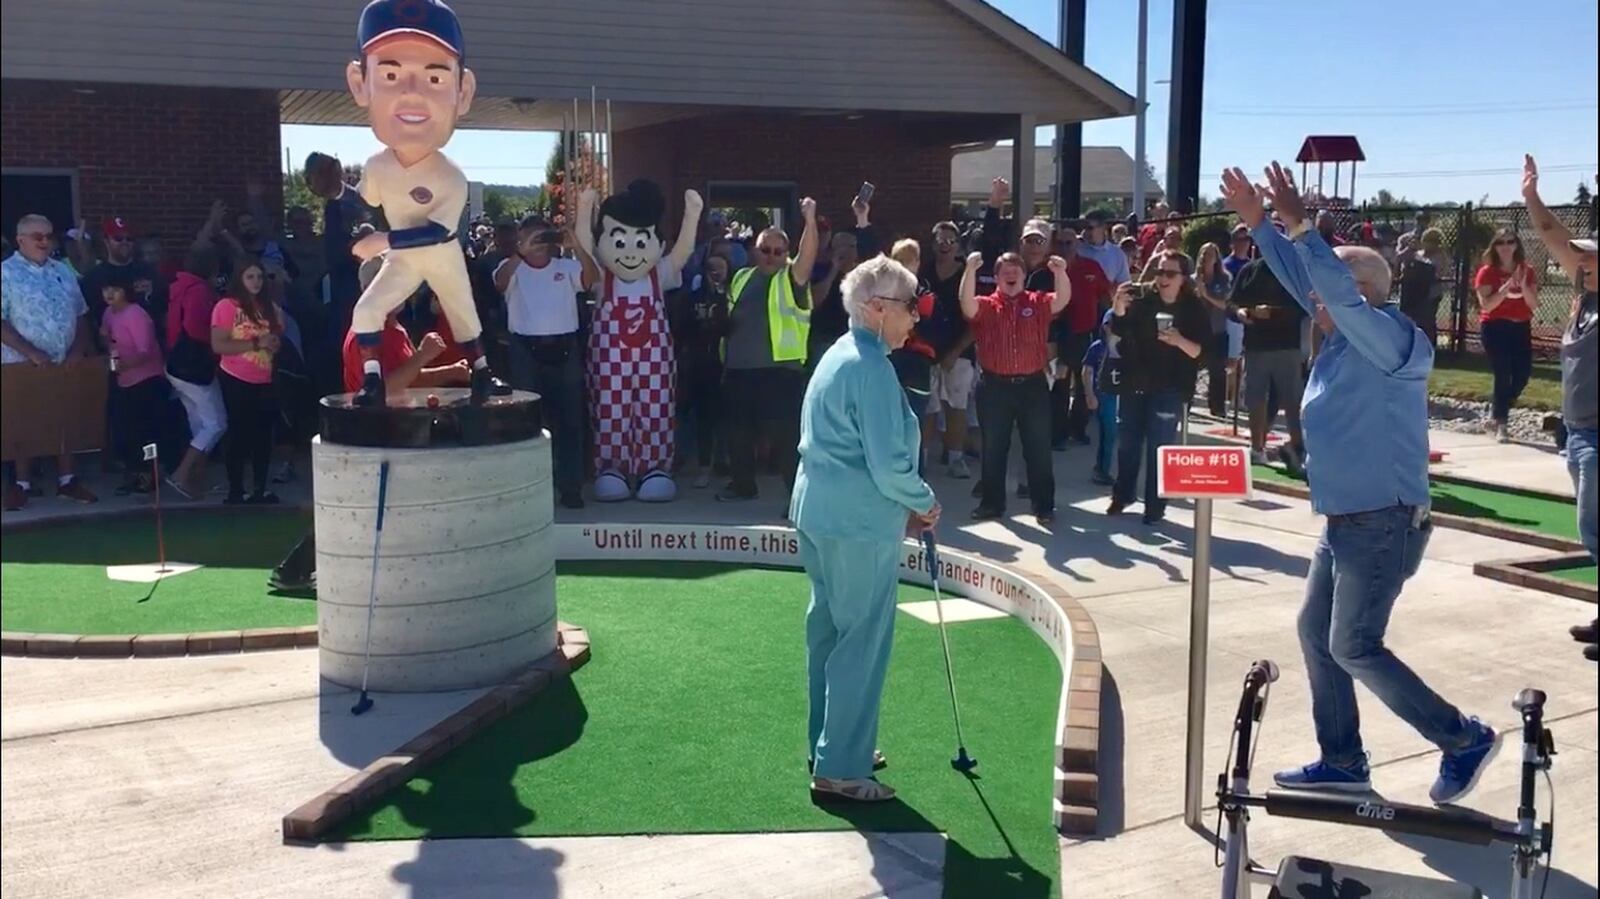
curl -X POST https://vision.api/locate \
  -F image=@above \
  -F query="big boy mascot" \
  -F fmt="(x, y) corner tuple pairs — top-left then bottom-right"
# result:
(343, 0), (509, 406)
(576, 181), (702, 502)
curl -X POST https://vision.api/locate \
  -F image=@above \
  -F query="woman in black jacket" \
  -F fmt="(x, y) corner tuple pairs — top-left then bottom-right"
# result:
(1108, 250), (1210, 524)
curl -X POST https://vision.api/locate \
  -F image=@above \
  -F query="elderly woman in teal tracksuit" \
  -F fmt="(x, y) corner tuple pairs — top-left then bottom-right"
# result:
(791, 254), (941, 803)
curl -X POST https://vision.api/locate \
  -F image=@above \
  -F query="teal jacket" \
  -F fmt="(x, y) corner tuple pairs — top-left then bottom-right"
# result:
(790, 327), (936, 543)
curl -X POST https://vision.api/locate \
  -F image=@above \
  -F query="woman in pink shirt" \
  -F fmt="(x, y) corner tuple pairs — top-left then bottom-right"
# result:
(165, 245), (227, 498)
(100, 278), (170, 495)
(211, 261), (283, 504)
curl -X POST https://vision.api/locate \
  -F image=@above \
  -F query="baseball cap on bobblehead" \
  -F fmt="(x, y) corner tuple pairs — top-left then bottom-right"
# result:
(358, 0), (465, 61)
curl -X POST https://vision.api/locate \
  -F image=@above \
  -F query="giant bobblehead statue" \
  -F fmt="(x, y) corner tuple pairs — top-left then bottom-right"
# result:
(576, 181), (702, 502)
(344, 0), (509, 407)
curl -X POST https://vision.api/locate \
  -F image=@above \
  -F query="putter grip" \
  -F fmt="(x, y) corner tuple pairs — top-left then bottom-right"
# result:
(921, 530), (938, 575)
(375, 461), (390, 531)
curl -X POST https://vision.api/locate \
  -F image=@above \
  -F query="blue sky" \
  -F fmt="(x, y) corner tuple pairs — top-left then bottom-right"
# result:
(285, 0), (1597, 205)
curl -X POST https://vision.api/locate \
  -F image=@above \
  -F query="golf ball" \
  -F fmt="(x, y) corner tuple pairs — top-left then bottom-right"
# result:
(426, 394), (441, 409)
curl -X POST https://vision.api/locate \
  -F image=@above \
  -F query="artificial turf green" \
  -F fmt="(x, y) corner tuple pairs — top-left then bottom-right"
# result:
(1251, 464), (1579, 541)
(1548, 564), (1597, 586)
(0, 510), (318, 634)
(335, 561), (1063, 898)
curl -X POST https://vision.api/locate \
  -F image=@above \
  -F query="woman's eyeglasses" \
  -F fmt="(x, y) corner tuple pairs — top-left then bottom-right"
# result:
(874, 295), (920, 319)
(1155, 269), (1185, 280)
(1494, 239), (1518, 247)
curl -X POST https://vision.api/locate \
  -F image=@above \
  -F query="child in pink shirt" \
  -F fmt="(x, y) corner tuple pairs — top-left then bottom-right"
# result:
(100, 281), (171, 494)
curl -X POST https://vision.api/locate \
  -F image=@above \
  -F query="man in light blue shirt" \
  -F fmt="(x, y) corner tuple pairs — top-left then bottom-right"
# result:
(1075, 209), (1131, 288)
(1221, 165), (1495, 806)
(2, 213), (100, 510)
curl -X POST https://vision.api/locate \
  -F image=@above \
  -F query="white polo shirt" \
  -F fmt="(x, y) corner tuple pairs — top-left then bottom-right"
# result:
(498, 256), (583, 336)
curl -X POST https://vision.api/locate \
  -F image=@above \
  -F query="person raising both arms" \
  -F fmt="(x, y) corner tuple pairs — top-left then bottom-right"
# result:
(1219, 162), (1497, 803)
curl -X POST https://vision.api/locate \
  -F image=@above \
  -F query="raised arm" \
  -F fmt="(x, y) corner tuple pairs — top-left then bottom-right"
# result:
(959, 251), (983, 320)
(791, 197), (819, 297)
(1046, 254), (1072, 315)
(1521, 155), (1583, 277)
(493, 253), (520, 295)
(666, 189), (704, 273)
(574, 188), (598, 263)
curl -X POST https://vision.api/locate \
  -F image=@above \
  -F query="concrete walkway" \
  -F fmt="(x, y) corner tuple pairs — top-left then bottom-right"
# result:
(2, 435), (1595, 898)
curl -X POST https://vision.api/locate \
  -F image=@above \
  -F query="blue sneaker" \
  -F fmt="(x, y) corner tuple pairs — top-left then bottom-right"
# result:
(1274, 757), (1372, 792)
(1430, 718), (1499, 805)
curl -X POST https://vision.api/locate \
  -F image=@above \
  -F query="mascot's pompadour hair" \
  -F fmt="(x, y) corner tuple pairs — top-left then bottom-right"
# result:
(596, 179), (666, 237)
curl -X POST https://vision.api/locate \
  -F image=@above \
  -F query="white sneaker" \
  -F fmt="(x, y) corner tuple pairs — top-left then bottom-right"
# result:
(692, 471), (711, 489)
(948, 456), (971, 480)
(1495, 424), (1510, 444)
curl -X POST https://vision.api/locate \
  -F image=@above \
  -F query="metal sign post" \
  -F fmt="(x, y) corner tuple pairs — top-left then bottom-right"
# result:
(1155, 444), (1252, 831)
(1183, 496), (1212, 828)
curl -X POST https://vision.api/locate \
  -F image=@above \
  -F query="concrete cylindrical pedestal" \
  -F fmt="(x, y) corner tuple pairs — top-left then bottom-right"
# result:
(314, 434), (557, 692)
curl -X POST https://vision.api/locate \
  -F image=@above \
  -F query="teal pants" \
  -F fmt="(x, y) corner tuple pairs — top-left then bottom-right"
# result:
(799, 530), (901, 780)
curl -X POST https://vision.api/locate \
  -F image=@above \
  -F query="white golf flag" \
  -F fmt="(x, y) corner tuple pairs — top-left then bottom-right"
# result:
(142, 443), (158, 461)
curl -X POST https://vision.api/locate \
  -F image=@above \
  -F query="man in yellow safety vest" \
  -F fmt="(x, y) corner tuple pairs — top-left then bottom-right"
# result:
(717, 197), (820, 506)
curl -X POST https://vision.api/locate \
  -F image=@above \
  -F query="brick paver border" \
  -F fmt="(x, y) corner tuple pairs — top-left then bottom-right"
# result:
(281, 622), (591, 843)
(1474, 552), (1598, 603)
(1, 626), (317, 658)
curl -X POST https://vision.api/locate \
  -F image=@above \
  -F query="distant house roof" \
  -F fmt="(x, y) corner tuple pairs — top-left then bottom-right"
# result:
(951, 145), (1164, 199)
(1296, 136), (1366, 164)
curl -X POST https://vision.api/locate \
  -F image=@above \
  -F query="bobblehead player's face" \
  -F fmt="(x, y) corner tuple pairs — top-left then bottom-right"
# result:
(347, 35), (476, 163)
(598, 217), (663, 282)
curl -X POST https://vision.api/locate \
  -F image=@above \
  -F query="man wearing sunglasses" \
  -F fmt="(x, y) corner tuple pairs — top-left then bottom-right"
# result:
(719, 198), (820, 505)
(78, 217), (166, 352)
(3, 214), (99, 510)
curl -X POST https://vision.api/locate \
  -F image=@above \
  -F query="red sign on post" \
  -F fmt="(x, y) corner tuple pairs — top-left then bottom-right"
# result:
(1156, 446), (1253, 500)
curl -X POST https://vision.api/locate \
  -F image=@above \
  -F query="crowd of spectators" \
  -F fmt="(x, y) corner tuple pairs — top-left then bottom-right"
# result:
(0, 165), (1558, 526)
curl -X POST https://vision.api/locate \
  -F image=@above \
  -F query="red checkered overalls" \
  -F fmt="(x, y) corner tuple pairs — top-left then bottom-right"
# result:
(588, 269), (676, 478)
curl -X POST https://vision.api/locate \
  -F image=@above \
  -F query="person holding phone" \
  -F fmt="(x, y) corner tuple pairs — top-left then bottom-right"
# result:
(495, 214), (598, 509)
(1106, 251), (1209, 525)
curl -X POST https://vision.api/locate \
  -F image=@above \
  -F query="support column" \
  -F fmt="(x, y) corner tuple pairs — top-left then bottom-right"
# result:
(1013, 114), (1038, 223)
(1053, 0), (1087, 219)
(1164, 0), (1207, 213)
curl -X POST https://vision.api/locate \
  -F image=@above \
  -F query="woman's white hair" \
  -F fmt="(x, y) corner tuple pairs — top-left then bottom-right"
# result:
(1333, 245), (1392, 304)
(841, 254), (918, 326)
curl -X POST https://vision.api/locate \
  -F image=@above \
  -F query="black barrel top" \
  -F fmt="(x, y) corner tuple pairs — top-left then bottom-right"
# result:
(320, 388), (543, 448)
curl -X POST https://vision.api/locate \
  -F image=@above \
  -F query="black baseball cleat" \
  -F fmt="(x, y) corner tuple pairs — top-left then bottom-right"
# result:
(352, 371), (386, 407)
(470, 367), (512, 403)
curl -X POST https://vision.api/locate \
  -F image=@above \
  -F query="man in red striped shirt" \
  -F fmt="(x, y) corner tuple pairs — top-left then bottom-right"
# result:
(961, 250), (1071, 525)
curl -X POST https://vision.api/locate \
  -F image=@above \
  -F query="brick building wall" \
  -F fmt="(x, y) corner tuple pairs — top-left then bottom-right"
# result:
(1, 79), (282, 258)
(614, 113), (954, 242)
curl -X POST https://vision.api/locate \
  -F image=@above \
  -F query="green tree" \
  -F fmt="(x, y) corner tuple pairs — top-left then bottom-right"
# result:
(1577, 182), (1593, 205)
(1365, 188), (1416, 209)
(1083, 198), (1123, 220)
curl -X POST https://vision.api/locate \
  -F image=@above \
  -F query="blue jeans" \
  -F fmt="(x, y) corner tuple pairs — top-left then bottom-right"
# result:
(1093, 390), (1119, 475)
(1568, 427), (1599, 563)
(1298, 505), (1470, 766)
(1113, 389), (1182, 513)
(1480, 319), (1532, 421)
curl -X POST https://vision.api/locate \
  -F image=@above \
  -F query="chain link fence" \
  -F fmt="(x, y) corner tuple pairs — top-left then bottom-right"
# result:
(1158, 203), (1595, 357)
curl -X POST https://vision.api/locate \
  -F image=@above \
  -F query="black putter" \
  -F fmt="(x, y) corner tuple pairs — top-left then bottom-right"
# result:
(351, 460), (391, 716)
(922, 530), (977, 773)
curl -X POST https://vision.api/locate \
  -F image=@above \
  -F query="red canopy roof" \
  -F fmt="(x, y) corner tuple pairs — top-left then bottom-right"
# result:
(1296, 136), (1366, 164)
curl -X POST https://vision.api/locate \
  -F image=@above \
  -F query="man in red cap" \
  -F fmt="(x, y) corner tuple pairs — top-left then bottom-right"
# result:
(79, 216), (167, 346)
